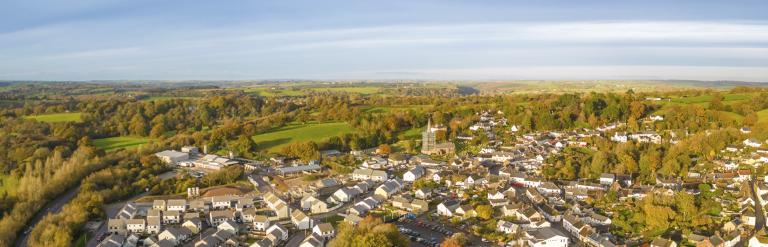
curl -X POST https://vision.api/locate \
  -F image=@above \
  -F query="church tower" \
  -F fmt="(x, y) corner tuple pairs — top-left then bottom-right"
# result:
(421, 118), (436, 154)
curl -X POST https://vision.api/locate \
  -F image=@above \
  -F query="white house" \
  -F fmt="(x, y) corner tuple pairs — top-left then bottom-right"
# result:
(291, 210), (313, 230)
(403, 166), (425, 182)
(611, 132), (628, 143)
(253, 215), (270, 231)
(497, 220), (518, 234)
(437, 200), (460, 217)
(745, 139), (763, 148)
(524, 228), (569, 247)
(599, 173), (615, 185)
(312, 223), (336, 240)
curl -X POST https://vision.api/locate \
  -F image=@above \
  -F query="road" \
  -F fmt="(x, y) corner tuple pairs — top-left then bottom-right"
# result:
(284, 230), (306, 247)
(85, 170), (178, 247)
(750, 179), (766, 231)
(15, 185), (81, 247)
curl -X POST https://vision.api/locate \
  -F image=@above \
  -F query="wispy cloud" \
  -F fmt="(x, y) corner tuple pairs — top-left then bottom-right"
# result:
(1, 20), (767, 80)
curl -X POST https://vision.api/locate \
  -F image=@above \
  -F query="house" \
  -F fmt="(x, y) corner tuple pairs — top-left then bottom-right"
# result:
(526, 188), (546, 204)
(524, 228), (569, 247)
(455, 205), (477, 218)
(743, 206), (757, 226)
(437, 200), (460, 217)
(650, 237), (678, 247)
(374, 179), (403, 198)
(235, 197), (253, 211)
(497, 220), (518, 234)
(351, 168), (388, 181)
(291, 209), (313, 230)
(388, 153), (409, 166)
(299, 233), (325, 247)
(562, 214), (587, 236)
(266, 223), (289, 242)
(107, 219), (127, 236)
(209, 210), (235, 226)
(217, 219), (240, 234)
(98, 234), (125, 247)
(158, 227), (192, 246)
(537, 182), (560, 195)
(599, 173), (615, 185)
(162, 210), (181, 224)
(415, 188), (431, 199)
(310, 200), (329, 214)
(745, 138), (763, 148)
(146, 218), (161, 234)
(312, 223), (336, 240)
(211, 196), (232, 209)
(126, 219), (146, 234)
(253, 215), (270, 231)
(403, 166), (425, 182)
(329, 188), (356, 203)
(517, 207), (543, 222)
(432, 171), (451, 183)
(182, 218), (202, 234)
(167, 199), (187, 211)
(611, 132), (628, 143)
(153, 200), (167, 211)
(538, 204), (561, 222)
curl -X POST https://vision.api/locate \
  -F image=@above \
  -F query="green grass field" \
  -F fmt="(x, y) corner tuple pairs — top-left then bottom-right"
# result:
(25, 112), (83, 123)
(243, 88), (307, 97)
(668, 93), (752, 104)
(310, 87), (381, 95)
(93, 136), (153, 152)
(252, 122), (355, 152)
(0, 174), (19, 195)
(757, 109), (768, 124)
(363, 105), (429, 114)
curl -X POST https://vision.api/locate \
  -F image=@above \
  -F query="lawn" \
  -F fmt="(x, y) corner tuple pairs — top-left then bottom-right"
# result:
(0, 174), (19, 195)
(93, 136), (153, 152)
(25, 112), (83, 123)
(252, 122), (355, 152)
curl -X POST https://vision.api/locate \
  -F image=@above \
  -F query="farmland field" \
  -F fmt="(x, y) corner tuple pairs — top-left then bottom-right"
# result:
(93, 136), (153, 152)
(252, 122), (355, 152)
(25, 112), (83, 123)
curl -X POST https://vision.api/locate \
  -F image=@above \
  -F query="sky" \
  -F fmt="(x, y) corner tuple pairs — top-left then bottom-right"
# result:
(1, 0), (767, 81)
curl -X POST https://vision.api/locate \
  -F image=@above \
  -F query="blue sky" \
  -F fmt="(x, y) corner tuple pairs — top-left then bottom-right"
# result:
(1, 0), (767, 81)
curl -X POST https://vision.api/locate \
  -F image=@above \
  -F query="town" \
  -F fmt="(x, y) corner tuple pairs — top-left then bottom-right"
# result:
(90, 108), (768, 247)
